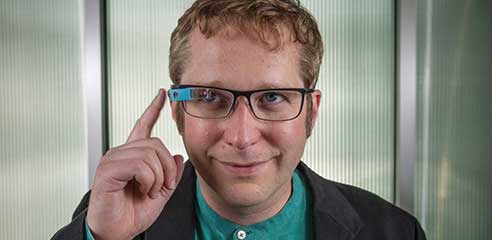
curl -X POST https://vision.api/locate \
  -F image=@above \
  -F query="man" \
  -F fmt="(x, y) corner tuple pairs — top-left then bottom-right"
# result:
(53, 0), (426, 239)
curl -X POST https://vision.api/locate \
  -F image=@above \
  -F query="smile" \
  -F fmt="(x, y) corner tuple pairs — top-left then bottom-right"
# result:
(218, 159), (271, 175)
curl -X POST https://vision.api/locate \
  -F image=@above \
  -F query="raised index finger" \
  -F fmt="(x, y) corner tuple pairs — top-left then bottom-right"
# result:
(127, 89), (166, 143)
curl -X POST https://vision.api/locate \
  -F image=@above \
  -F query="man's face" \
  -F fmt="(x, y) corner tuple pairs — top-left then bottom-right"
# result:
(171, 28), (320, 208)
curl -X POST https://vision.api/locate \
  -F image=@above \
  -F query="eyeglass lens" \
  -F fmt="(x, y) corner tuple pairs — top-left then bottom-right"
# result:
(176, 87), (304, 121)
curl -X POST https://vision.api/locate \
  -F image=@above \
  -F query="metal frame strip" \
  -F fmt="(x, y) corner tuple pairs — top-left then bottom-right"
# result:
(395, 0), (417, 213)
(84, 0), (108, 187)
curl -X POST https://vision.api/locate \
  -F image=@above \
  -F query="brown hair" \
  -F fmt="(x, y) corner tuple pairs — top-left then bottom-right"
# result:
(169, 0), (323, 88)
(169, 0), (322, 137)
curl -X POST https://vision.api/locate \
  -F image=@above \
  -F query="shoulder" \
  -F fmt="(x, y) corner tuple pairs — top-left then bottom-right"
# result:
(333, 181), (426, 239)
(298, 162), (426, 239)
(333, 181), (421, 236)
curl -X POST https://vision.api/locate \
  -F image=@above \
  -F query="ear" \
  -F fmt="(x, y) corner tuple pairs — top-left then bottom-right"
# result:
(309, 90), (321, 131)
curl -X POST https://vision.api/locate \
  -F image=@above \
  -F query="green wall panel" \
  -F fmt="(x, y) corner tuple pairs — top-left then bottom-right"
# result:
(107, 0), (194, 157)
(416, 0), (492, 239)
(302, 0), (395, 201)
(0, 0), (87, 239)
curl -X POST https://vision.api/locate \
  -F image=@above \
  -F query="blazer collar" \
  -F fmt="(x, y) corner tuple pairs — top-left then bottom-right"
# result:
(297, 161), (364, 240)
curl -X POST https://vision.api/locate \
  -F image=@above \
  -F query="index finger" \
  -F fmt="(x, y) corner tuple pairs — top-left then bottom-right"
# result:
(127, 89), (166, 143)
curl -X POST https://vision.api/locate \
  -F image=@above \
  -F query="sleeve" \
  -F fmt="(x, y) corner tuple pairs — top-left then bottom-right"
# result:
(50, 191), (91, 240)
(414, 218), (427, 240)
(51, 190), (144, 240)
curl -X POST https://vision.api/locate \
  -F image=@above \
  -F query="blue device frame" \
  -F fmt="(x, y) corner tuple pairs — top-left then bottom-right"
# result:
(168, 88), (192, 101)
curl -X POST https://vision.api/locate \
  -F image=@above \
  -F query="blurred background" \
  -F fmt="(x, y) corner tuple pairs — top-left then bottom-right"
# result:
(1, 0), (491, 239)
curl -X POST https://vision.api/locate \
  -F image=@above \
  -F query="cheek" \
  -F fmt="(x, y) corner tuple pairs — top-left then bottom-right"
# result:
(183, 116), (221, 151)
(267, 117), (308, 164)
(270, 111), (308, 145)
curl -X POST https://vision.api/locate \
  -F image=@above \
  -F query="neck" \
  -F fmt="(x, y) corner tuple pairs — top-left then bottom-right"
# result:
(196, 174), (292, 226)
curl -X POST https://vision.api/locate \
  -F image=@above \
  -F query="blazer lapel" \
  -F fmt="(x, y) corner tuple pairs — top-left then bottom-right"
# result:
(144, 162), (197, 240)
(298, 162), (364, 240)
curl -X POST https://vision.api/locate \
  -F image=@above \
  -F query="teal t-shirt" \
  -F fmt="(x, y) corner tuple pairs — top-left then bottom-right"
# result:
(85, 169), (312, 240)
(195, 169), (313, 240)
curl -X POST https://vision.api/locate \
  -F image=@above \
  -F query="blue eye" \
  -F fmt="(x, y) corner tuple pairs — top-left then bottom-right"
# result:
(203, 93), (215, 102)
(199, 90), (223, 103)
(262, 92), (285, 103)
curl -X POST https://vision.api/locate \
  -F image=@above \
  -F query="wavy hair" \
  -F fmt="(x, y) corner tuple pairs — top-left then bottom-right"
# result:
(169, 0), (323, 88)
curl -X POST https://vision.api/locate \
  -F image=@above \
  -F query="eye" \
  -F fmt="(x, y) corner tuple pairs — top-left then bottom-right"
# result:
(199, 89), (223, 103)
(261, 92), (285, 104)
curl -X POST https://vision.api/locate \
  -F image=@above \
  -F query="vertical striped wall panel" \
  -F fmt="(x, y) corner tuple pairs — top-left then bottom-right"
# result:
(108, 0), (395, 201)
(107, 0), (194, 157)
(416, 0), (492, 239)
(0, 0), (87, 239)
(301, 0), (395, 201)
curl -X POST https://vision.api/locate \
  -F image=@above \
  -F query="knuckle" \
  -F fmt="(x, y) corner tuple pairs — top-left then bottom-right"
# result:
(94, 163), (105, 176)
(143, 148), (156, 159)
(100, 153), (112, 163)
(167, 157), (177, 170)
(105, 148), (114, 155)
(150, 137), (164, 148)
(136, 118), (144, 127)
(94, 161), (112, 179)
(155, 171), (164, 183)
(134, 160), (147, 173)
(135, 118), (150, 132)
(104, 147), (115, 155)
(132, 118), (149, 136)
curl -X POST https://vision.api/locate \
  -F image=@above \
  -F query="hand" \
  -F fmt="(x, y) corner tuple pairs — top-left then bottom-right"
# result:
(86, 89), (185, 240)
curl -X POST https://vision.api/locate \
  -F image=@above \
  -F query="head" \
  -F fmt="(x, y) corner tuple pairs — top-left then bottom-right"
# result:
(169, 0), (323, 212)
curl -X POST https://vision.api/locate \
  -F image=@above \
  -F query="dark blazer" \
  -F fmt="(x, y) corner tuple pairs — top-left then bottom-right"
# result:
(52, 161), (426, 240)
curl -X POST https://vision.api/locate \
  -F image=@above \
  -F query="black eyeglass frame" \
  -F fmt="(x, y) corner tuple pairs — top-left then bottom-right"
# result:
(169, 84), (315, 121)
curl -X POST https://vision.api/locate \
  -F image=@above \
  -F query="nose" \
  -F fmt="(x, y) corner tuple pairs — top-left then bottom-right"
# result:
(222, 97), (261, 150)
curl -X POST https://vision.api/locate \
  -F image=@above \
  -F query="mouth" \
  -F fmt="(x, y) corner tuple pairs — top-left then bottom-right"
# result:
(218, 159), (271, 175)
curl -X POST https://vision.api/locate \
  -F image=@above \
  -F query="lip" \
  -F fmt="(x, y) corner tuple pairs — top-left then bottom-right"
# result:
(219, 159), (271, 175)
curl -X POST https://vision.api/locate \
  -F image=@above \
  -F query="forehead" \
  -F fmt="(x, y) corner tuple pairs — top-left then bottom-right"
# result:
(180, 27), (303, 90)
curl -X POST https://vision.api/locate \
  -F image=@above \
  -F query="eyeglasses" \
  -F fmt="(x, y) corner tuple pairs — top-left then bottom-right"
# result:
(168, 85), (314, 121)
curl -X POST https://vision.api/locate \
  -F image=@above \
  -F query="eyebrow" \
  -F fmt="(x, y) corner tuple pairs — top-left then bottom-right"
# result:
(255, 82), (286, 89)
(190, 79), (226, 88)
(189, 80), (297, 90)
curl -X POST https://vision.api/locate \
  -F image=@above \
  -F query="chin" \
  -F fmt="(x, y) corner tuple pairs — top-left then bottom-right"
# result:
(218, 181), (269, 207)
